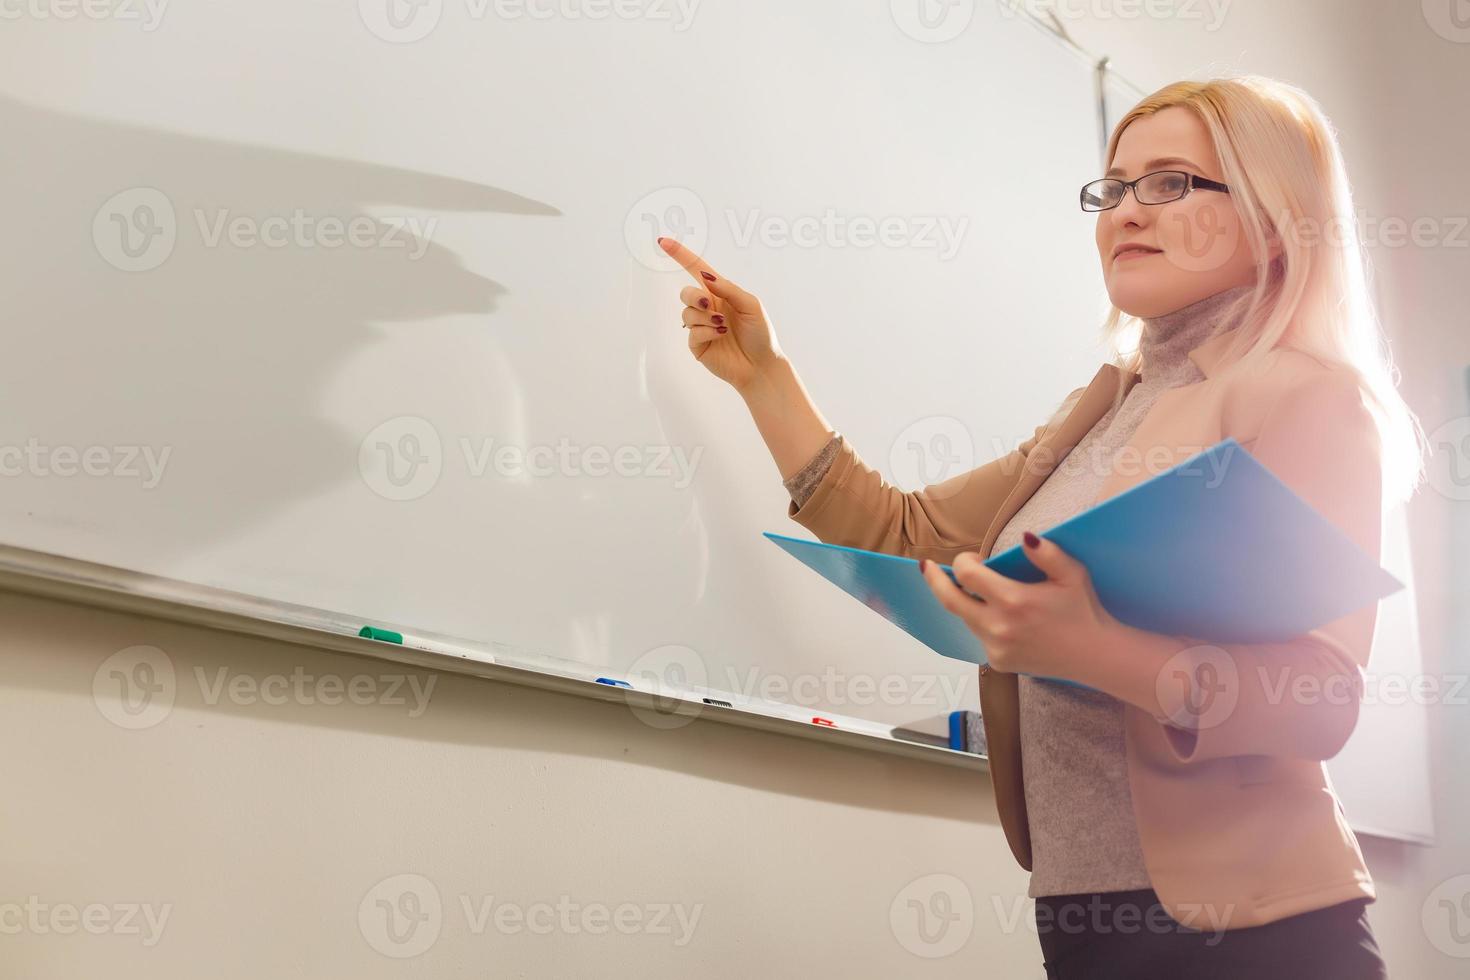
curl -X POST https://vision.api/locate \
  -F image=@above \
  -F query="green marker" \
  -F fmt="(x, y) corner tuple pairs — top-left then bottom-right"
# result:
(358, 625), (496, 664)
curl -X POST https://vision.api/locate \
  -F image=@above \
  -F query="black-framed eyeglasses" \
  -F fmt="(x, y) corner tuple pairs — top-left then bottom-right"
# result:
(1079, 170), (1231, 212)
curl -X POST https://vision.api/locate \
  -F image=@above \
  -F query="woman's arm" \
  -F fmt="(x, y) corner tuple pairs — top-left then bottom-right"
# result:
(758, 365), (1088, 562)
(1070, 368), (1384, 762)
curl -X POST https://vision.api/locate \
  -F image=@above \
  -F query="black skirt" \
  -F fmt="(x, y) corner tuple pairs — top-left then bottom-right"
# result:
(1034, 887), (1387, 980)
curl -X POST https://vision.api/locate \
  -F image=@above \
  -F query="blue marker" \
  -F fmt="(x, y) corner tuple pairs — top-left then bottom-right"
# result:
(595, 677), (631, 688)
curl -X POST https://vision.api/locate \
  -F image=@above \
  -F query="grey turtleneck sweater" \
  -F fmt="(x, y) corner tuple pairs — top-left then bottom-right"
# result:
(782, 283), (1254, 896)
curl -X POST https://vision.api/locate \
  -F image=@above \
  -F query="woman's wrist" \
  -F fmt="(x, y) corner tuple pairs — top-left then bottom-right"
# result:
(1066, 619), (1184, 721)
(738, 356), (838, 482)
(735, 354), (795, 405)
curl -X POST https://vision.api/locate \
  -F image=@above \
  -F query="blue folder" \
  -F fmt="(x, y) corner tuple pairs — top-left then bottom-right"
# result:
(765, 438), (1402, 669)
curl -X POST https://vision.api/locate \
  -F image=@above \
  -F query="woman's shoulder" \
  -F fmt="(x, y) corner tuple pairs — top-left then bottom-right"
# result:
(1220, 342), (1366, 405)
(1213, 345), (1374, 451)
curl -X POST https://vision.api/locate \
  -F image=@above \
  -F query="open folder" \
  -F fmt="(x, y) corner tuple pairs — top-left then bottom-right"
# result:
(765, 438), (1402, 667)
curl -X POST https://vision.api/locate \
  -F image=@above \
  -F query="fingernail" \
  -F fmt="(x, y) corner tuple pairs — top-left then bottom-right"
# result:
(701, 271), (716, 282)
(716, 326), (727, 334)
(698, 297), (710, 309)
(919, 558), (929, 572)
(711, 314), (725, 325)
(1023, 531), (1040, 549)
(657, 237), (667, 245)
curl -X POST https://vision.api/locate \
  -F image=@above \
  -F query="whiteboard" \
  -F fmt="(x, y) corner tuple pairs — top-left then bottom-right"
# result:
(0, 1), (1107, 728)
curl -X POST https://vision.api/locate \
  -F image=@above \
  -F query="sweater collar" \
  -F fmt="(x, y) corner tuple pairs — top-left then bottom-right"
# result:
(1130, 283), (1257, 381)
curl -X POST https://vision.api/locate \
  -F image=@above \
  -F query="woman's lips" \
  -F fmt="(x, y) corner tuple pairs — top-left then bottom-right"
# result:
(1114, 248), (1161, 262)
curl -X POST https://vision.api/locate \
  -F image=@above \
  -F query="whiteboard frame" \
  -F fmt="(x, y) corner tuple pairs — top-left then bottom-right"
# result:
(0, 542), (988, 773)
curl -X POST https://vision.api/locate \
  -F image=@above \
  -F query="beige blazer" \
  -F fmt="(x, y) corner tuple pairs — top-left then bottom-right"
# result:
(785, 326), (1382, 929)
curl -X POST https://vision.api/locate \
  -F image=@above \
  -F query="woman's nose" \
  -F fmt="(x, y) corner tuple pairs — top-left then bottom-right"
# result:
(1110, 187), (1151, 228)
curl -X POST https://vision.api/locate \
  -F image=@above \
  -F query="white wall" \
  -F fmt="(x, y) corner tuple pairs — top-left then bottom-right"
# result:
(1, 588), (1042, 977)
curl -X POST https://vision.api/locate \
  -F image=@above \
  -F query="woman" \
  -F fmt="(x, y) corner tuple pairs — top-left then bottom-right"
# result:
(661, 76), (1425, 978)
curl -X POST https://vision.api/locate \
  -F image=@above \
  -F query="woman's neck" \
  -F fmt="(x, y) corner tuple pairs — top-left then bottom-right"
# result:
(1138, 282), (1254, 383)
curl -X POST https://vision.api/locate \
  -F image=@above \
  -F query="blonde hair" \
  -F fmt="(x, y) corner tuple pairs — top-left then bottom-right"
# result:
(1099, 76), (1426, 507)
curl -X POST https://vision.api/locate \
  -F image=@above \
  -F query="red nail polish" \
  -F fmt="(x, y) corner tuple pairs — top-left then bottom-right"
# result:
(711, 314), (725, 325)
(716, 326), (727, 334)
(700, 271), (716, 282)
(698, 297), (709, 309)
(1023, 531), (1040, 549)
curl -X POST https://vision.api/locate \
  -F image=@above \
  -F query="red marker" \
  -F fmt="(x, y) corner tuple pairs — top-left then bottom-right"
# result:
(811, 716), (836, 727)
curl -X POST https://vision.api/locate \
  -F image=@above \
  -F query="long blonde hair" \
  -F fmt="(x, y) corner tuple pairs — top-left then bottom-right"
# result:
(1099, 76), (1426, 507)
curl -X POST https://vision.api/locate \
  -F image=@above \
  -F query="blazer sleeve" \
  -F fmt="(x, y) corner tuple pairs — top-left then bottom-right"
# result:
(785, 385), (1089, 564)
(1155, 368), (1385, 764)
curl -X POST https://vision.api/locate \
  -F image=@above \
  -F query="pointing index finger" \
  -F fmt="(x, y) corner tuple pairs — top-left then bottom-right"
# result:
(658, 237), (719, 285)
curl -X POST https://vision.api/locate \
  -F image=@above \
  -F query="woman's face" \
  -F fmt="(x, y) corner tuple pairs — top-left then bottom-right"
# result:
(1095, 106), (1273, 318)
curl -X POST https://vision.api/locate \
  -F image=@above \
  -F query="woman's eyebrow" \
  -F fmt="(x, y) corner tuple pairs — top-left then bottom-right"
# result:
(1104, 156), (1203, 178)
